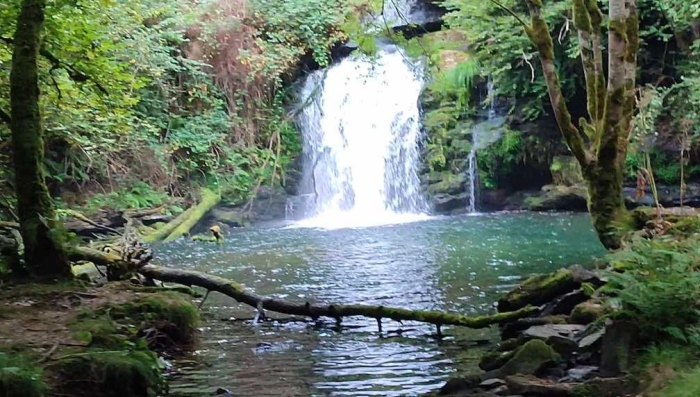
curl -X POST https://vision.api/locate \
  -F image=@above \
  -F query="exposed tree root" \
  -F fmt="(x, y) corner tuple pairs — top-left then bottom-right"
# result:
(138, 264), (539, 330)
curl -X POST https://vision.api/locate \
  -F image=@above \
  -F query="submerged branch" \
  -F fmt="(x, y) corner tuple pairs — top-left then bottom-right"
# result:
(139, 264), (539, 329)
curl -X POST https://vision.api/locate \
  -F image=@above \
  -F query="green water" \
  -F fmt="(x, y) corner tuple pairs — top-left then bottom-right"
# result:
(159, 212), (605, 396)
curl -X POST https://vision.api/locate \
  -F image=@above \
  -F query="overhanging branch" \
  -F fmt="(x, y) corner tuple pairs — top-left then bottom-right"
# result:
(0, 36), (108, 96)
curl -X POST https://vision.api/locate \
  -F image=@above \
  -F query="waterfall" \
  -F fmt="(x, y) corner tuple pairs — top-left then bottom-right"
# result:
(466, 79), (502, 213)
(294, 45), (429, 228)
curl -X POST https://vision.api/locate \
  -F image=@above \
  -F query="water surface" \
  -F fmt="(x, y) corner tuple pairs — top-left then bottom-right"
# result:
(160, 212), (604, 396)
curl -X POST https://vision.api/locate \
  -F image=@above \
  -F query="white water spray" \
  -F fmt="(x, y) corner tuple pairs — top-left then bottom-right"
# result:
(294, 46), (429, 229)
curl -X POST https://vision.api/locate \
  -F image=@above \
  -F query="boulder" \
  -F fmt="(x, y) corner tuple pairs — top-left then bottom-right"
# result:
(500, 315), (568, 340)
(433, 192), (469, 213)
(541, 289), (589, 316)
(439, 374), (484, 395)
(496, 340), (562, 377)
(572, 376), (639, 397)
(570, 301), (605, 325)
(497, 268), (578, 312)
(479, 350), (516, 372)
(525, 184), (588, 212)
(521, 324), (586, 357)
(550, 156), (584, 186)
(600, 320), (638, 377)
(505, 375), (573, 396)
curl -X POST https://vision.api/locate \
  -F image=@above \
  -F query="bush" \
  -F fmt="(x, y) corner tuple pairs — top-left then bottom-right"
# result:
(606, 237), (700, 345)
(0, 352), (46, 397)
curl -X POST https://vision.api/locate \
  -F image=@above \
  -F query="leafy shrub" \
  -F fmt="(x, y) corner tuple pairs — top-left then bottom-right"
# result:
(606, 238), (700, 345)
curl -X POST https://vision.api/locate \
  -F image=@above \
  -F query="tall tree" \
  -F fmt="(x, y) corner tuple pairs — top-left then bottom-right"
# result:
(523, 0), (639, 249)
(10, 0), (71, 277)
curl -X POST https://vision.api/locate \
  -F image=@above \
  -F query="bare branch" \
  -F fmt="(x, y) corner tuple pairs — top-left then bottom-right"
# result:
(0, 36), (109, 96)
(523, 0), (593, 169)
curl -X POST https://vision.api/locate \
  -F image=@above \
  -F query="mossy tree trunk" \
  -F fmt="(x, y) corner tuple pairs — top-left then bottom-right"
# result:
(10, 0), (71, 277)
(523, 0), (639, 249)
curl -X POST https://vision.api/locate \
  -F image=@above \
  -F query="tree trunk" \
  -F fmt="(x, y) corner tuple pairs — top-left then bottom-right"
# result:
(10, 0), (71, 277)
(524, 0), (639, 249)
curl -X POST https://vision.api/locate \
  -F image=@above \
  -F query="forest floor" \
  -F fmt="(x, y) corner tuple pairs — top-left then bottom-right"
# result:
(0, 281), (156, 358)
(0, 279), (200, 397)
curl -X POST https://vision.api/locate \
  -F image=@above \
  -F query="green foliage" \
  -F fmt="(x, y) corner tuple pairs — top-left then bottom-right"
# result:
(650, 365), (700, 397)
(606, 237), (700, 345)
(81, 182), (169, 213)
(0, 352), (46, 397)
(442, 0), (577, 121)
(53, 350), (165, 397)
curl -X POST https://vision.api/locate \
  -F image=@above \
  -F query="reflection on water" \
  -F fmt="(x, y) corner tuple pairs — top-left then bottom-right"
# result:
(158, 212), (605, 396)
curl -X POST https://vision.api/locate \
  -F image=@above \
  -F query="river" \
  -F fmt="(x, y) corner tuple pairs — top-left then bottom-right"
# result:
(159, 212), (604, 396)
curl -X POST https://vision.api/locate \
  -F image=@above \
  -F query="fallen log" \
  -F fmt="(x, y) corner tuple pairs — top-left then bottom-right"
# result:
(139, 264), (539, 330)
(163, 188), (220, 243)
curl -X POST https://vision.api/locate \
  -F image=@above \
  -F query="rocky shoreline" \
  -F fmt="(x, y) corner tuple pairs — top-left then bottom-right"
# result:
(433, 265), (642, 397)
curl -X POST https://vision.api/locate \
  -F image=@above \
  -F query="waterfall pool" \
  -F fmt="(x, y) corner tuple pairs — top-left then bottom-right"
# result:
(161, 212), (605, 396)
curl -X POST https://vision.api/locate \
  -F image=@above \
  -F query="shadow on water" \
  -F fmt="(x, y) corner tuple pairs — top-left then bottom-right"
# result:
(158, 212), (605, 396)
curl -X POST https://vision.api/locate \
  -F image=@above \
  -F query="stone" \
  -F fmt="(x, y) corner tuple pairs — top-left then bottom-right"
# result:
(525, 184), (588, 212)
(480, 350), (516, 371)
(500, 316), (568, 340)
(572, 376), (639, 397)
(578, 327), (606, 351)
(541, 289), (589, 316)
(521, 324), (586, 357)
(550, 156), (584, 186)
(497, 340), (562, 377)
(439, 374), (483, 395)
(497, 268), (580, 312)
(570, 301), (605, 325)
(561, 366), (599, 382)
(479, 378), (506, 388)
(497, 338), (523, 352)
(505, 375), (573, 396)
(600, 320), (638, 377)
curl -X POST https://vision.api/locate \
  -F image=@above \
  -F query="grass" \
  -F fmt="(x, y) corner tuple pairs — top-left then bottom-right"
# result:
(0, 352), (46, 397)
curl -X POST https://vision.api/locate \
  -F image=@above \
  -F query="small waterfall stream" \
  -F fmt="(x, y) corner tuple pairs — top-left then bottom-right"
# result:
(466, 79), (502, 213)
(295, 45), (429, 228)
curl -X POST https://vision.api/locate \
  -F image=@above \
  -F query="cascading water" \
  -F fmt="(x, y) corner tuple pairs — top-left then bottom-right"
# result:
(466, 79), (502, 213)
(294, 45), (429, 229)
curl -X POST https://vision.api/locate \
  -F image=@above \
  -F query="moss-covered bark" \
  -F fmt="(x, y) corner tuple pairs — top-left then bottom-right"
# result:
(163, 188), (220, 243)
(10, 0), (71, 277)
(523, 0), (639, 249)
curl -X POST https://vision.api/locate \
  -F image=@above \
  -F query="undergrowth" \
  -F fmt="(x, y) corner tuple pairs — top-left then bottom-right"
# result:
(0, 352), (46, 397)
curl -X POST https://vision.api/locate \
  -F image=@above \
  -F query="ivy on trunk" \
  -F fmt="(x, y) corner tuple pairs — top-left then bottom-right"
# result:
(10, 0), (70, 277)
(523, 0), (640, 249)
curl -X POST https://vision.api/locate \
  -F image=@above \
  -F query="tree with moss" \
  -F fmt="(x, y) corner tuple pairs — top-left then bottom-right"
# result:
(522, 0), (639, 249)
(10, 0), (70, 277)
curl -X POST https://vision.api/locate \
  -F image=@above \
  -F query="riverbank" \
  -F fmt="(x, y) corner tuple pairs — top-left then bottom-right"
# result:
(434, 207), (700, 396)
(0, 280), (199, 397)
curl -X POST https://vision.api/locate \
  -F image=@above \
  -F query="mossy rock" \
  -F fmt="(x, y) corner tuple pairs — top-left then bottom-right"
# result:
(551, 156), (583, 186)
(498, 268), (579, 312)
(74, 292), (199, 350)
(427, 173), (467, 195)
(51, 350), (164, 397)
(570, 301), (605, 325)
(0, 352), (46, 397)
(496, 339), (562, 377)
(479, 349), (516, 371)
(107, 293), (200, 347)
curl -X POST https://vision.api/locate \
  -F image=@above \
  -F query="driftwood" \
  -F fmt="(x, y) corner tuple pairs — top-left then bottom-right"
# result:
(139, 264), (539, 331)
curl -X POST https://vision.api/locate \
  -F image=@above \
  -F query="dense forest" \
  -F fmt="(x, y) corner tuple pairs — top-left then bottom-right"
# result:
(1, 0), (700, 396)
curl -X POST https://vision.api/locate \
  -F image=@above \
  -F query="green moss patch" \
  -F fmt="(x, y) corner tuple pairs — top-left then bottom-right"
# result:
(50, 350), (165, 397)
